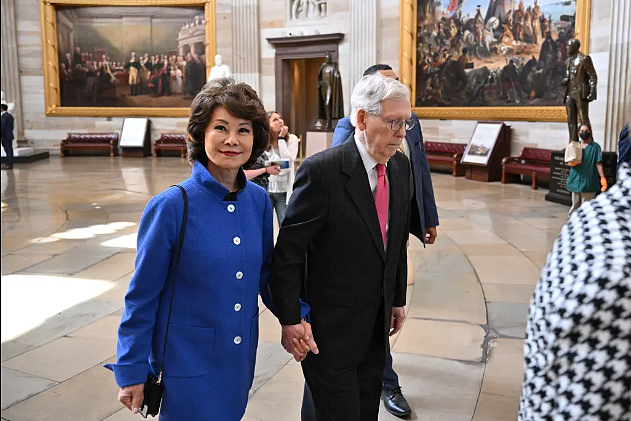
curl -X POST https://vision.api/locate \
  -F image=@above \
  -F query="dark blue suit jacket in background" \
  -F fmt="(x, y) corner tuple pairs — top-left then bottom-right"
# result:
(331, 114), (439, 243)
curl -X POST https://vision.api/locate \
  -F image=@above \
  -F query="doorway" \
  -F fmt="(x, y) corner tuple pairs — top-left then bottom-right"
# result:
(284, 57), (325, 156)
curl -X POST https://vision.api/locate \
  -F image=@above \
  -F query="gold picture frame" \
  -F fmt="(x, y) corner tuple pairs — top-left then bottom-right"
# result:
(40, 0), (216, 117)
(399, 0), (592, 122)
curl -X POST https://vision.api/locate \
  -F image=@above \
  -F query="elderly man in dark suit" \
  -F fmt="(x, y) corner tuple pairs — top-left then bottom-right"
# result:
(327, 63), (440, 418)
(1, 103), (15, 170)
(270, 73), (414, 421)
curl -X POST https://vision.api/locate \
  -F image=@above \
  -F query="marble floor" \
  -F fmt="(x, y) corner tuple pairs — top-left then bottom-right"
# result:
(0, 157), (569, 421)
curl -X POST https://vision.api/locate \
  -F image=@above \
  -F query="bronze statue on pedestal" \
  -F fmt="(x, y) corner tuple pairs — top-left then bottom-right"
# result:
(562, 38), (597, 143)
(317, 54), (344, 130)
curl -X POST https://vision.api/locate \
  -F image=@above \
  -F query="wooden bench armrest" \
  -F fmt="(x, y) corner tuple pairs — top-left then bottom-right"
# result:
(502, 156), (519, 165)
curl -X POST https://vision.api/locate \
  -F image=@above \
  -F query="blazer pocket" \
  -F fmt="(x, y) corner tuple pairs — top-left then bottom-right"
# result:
(162, 324), (215, 378)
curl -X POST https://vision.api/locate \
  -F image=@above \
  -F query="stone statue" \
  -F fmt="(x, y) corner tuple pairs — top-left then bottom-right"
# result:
(207, 54), (232, 82)
(0, 91), (15, 113)
(317, 53), (344, 129)
(562, 38), (597, 143)
(290, 0), (327, 20)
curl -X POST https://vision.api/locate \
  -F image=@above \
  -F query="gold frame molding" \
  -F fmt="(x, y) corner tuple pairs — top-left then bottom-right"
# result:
(399, 0), (592, 122)
(40, 0), (216, 117)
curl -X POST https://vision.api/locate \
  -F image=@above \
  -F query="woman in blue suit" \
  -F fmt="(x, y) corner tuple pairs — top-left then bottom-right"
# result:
(106, 79), (311, 420)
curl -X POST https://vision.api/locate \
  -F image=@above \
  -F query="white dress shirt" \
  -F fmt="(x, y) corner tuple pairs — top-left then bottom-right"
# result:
(354, 132), (390, 248)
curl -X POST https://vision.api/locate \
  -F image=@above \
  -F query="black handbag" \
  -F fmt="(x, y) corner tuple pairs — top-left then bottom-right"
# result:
(140, 185), (188, 418)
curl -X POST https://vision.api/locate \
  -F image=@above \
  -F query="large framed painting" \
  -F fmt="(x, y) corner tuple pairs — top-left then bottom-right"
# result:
(399, 0), (592, 121)
(40, 0), (216, 117)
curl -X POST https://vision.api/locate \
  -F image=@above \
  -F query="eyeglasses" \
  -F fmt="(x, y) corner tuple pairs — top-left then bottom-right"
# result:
(375, 114), (416, 132)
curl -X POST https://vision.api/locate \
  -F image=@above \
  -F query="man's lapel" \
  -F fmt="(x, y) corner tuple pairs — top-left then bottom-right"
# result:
(342, 140), (386, 261)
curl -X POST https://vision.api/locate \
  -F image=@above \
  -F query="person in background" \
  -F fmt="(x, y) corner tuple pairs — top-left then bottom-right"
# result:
(519, 125), (631, 421)
(566, 124), (607, 215)
(245, 111), (299, 225)
(322, 63), (439, 418)
(105, 78), (314, 421)
(1, 103), (15, 170)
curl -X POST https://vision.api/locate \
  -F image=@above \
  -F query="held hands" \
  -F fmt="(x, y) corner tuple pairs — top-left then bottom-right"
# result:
(600, 177), (608, 192)
(281, 320), (319, 362)
(425, 227), (438, 244)
(118, 383), (144, 414)
(390, 307), (406, 337)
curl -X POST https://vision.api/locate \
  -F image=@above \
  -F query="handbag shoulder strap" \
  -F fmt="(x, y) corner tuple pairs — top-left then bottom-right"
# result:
(158, 184), (188, 383)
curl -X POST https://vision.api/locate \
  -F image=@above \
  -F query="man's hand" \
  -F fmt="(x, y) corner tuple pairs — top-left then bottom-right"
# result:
(118, 383), (144, 414)
(587, 93), (595, 102)
(390, 307), (406, 337)
(425, 227), (438, 244)
(600, 177), (608, 192)
(281, 321), (319, 362)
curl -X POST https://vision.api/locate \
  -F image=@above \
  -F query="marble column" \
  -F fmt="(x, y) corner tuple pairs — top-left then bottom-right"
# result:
(231, 0), (261, 93)
(349, 0), (377, 95)
(603, 0), (631, 152)
(1, 0), (24, 142)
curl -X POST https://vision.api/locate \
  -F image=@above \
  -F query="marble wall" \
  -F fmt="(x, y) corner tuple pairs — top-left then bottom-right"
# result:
(5, 0), (629, 154)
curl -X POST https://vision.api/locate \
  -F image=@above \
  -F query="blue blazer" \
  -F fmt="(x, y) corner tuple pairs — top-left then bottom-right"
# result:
(331, 114), (439, 242)
(105, 162), (307, 421)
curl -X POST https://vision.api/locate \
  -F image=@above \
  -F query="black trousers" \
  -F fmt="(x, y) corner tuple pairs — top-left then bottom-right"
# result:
(1, 137), (14, 167)
(301, 305), (386, 421)
(301, 341), (400, 421)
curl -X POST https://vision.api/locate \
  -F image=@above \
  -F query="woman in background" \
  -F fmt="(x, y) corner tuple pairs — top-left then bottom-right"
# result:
(244, 111), (299, 225)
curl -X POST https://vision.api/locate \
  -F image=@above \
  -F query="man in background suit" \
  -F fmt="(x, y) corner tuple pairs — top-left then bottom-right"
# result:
(325, 63), (440, 418)
(1, 104), (15, 170)
(270, 74), (413, 420)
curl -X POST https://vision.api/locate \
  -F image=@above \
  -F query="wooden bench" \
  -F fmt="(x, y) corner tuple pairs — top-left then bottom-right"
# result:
(425, 141), (467, 177)
(502, 147), (553, 190)
(60, 133), (119, 157)
(154, 133), (187, 158)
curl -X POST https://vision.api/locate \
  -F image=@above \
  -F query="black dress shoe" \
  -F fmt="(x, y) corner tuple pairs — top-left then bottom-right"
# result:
(382, 387), (412, 418)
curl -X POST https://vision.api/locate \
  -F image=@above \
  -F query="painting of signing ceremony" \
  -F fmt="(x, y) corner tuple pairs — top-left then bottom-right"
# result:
(56, 6), (208, 108)
(416, 0), (579, 108)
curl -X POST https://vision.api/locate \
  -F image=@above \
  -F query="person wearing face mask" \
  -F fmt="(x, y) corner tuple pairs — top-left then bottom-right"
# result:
(566, 125), (607, 215)
(104, 79), (314, 421)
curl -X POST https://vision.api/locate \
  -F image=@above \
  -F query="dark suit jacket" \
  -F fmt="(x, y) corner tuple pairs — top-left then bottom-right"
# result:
(269, 139), (412, 368)
(331, 114), (439, 242)
(1, 112), (15, 142)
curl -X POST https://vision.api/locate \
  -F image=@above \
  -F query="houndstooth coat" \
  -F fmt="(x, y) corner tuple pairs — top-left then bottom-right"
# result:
(519, 163), (631, 421)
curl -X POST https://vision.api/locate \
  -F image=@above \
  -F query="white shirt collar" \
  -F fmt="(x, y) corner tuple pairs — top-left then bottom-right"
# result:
(354, 130), (380, 173)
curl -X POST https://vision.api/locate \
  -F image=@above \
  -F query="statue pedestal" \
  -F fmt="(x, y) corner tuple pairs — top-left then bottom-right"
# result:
(305, 131), (333, 157)
(1, 147), (50, 164)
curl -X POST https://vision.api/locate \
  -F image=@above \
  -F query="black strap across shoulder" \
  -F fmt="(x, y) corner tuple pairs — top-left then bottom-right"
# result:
(158, 184), (188, 383)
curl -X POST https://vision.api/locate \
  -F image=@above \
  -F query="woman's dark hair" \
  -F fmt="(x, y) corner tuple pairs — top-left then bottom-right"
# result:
(187, 78), (269, 169)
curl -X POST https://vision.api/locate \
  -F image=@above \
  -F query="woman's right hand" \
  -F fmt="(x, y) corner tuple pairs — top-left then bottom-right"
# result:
(267, 165), (281, 176)
(118, 383), (144, 414)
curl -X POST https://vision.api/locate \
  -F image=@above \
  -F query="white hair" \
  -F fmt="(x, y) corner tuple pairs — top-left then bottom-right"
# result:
(350, 73), (410, 127)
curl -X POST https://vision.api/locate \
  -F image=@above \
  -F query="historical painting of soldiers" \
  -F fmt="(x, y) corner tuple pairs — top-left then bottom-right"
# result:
(415, 0), (581, 109)
(56, 6), (208, 109)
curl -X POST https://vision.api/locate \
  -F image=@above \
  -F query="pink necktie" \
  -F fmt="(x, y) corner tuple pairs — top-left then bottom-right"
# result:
(375, 164), (388, 245)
